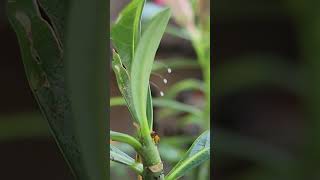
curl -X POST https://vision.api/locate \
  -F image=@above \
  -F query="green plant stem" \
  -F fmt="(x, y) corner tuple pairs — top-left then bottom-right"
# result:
(139, 125), (165, 180)
(110, 131), (142, 151)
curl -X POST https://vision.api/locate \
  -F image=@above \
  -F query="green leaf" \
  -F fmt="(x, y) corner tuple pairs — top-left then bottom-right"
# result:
(166, 130), (210, 180)
(131, 8), (171, 131)
(110, 144), (144, 175)
(112, 51), (138, 123)
(111, 0), (145, 71)
(164, 79), (204, 99)
(7, 1), (96, 179)
(153, 99), (202, 117)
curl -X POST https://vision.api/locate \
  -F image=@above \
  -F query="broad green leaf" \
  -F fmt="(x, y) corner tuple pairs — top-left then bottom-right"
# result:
(111, 0), (145, 70)
(112, 51), (138, 123)
(110, 144), (143, 174)
(7, 1), (91, 179)
(64, 0), (108, 179)
(166, 130), (210, 180)
(131, 8), (171, 131)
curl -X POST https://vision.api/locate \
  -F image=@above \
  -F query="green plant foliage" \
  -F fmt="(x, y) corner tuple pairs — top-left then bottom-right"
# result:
(110, 144), (144, 174)
(164, 79), (205, 99)
(111, 0), (155, 132)
(7, 0), (108, 179)
(112, 50), (139, 122)
(111, 0), (145, 70)
(130, 8), (171, 132)
(7, 1), (85, 178)
(166, 131), (210, 180)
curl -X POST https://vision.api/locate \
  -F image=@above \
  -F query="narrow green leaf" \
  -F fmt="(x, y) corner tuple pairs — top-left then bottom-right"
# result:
(166, 131), (210, 180)
(110, 144), (144, 174)
(111, 0), (145, 70)
(131, 8), (171, 131)
(112, 51), (138, 123)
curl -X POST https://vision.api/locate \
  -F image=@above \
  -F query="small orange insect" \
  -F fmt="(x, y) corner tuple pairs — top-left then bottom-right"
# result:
(151, 131), (160, 144)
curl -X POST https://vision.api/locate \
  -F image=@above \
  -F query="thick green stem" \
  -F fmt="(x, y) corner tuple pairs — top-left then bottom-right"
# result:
(139, 123), (164, 180)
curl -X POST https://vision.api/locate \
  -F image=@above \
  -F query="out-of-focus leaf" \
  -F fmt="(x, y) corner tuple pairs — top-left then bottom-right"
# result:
(110, 97), (201, 117)
(64, 0), (108, 179)
(215, 55), (304, 97)
(166, 130), (210, 180)
(131, 8), (171, 131)
(152, 58), (199, 72)
(111, 0), (145, 71)
(215, 130), (296, 169)
(165, 25), (191, 40)
(0, 112), (49, 141)
(154, 99), (202, 117)
(165, 79), (204, 99)
(110, 144), (143, 174)
(158, 142), (184, 163)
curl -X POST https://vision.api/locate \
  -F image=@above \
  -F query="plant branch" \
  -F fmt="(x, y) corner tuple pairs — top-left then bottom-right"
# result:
(110, 130), (142, 152)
